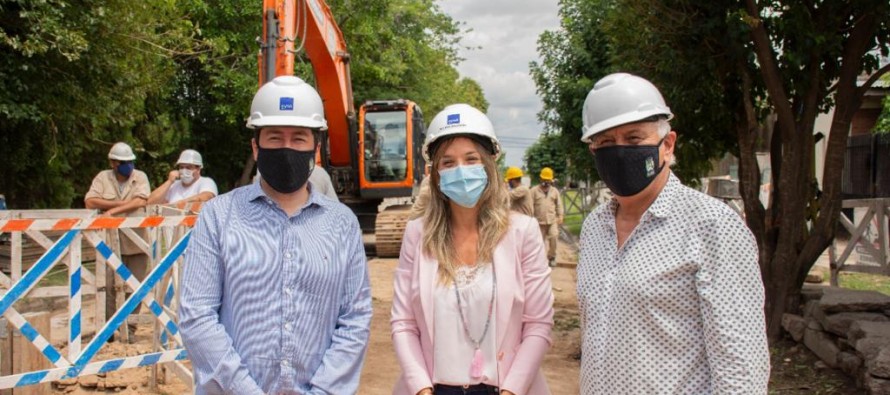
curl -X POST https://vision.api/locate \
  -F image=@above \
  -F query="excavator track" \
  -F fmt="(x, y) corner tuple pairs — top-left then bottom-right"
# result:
(374, 205), (412, 258)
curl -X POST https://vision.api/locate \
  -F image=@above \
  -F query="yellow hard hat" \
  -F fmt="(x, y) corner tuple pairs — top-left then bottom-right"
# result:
(540, 167), (554, 181)
(504, 166), (523, 181)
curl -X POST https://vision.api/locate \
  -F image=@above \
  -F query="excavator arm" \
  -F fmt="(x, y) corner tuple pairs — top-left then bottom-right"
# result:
(259, 0), (356, 168)
(257, 0), (424, 256)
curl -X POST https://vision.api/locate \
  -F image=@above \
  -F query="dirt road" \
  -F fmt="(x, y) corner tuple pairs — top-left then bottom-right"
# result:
(44, 245), (581, 394)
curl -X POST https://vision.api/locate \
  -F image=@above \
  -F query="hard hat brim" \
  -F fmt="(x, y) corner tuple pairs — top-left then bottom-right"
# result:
(423, 133), (501, 162)
(247, 115), (328, 131)
(581, 110), (673, 143)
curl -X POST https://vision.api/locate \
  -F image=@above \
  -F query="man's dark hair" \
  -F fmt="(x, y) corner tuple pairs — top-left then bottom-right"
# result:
(254, 128), (323, 147)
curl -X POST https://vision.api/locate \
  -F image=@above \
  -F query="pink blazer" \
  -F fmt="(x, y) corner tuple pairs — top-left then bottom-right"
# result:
(391, 213), (554, 395)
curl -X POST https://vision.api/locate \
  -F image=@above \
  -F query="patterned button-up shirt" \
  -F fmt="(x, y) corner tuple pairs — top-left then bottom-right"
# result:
(180, 182), (372, 395)
(577, 173), (769, 394)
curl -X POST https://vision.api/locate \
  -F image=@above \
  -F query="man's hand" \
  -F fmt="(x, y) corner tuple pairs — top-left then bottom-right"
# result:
(416, 388), (433, 395)
(500, 390), (516, 395)
(105, 197), (146, 216)
(167, 169), (180, 183)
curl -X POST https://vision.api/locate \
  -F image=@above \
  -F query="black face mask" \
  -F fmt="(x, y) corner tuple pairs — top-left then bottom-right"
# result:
(256, 145), (316, 194)
(593, 139), (665, 197)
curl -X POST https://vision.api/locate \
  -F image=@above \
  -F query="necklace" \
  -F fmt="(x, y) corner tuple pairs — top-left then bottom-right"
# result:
(451, 263), (497, 380)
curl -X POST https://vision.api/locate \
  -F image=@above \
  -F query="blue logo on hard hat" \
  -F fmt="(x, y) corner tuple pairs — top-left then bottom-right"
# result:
(280, 97), (294, 111)
(447, 114), (460, 125)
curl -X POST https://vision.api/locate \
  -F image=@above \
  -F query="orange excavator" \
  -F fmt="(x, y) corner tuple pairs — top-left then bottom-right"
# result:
(258, 0), (425, 256)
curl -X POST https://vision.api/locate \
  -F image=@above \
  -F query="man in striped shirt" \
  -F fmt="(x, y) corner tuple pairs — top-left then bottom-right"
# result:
(179, 76), (372, 394)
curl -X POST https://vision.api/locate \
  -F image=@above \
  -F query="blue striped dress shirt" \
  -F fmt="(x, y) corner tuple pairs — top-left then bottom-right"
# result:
(179, 182), (372, 394)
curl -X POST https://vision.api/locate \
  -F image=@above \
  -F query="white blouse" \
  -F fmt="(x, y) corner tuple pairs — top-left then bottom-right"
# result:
(433, 264), (498, 387)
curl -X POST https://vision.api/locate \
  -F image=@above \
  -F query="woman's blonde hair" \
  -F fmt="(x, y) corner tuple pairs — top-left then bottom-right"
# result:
(422, 136), (510, 285)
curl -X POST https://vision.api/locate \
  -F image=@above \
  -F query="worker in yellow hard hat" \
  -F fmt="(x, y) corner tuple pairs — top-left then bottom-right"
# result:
(504, 166), (533, 216)
(531, 167), (564, 267)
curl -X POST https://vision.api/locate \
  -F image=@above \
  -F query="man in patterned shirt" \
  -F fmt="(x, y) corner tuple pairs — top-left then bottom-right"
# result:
(576, 73), (770, 394)
(179, 76), (372, 394)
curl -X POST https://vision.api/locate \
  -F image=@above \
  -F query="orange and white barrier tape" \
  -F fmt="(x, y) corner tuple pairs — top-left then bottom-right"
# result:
(0, 216), (196, 233)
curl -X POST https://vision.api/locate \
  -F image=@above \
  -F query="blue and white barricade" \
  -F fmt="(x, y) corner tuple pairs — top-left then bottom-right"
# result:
(0, 208), (196, 390)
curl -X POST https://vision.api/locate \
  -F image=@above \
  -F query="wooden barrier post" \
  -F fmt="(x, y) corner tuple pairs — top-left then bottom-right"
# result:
(0, 313), (52, 395)
(830, 199), (890, 285)
(0, 208), (195, 392)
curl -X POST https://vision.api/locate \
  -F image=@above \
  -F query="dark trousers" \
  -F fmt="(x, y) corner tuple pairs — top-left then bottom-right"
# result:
(433, 384), (499, 394)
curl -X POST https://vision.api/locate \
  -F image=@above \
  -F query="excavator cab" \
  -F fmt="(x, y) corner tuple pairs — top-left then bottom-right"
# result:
(259, 0), (426, 256)
(358, 99), (425, 199)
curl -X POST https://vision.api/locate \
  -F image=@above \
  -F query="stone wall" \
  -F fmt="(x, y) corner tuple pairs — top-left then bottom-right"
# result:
(783, 285), (890, 394)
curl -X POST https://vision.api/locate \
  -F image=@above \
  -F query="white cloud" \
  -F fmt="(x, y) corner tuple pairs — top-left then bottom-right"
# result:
(438, 0), (561, 168)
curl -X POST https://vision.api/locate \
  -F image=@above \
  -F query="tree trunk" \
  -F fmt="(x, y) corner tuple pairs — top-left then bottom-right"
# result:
(740, 1), (885, 342)
(764, 266), (802, 340)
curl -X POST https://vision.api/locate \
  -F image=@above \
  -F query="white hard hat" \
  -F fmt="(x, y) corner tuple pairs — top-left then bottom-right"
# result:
(176, 149), (203, 167)
(580, 73), (673, 143)
(108, 142), (136, 161)
(246, 76), (327, 130)
(422, 103), (500, 161)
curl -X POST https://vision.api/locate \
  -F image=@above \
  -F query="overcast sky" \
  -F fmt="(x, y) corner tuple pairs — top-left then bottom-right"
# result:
(437, 0), (561, 169)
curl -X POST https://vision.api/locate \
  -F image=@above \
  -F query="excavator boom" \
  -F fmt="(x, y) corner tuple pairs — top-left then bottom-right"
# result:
(260, 0), (355, 168)
(258, 0), (424, 256)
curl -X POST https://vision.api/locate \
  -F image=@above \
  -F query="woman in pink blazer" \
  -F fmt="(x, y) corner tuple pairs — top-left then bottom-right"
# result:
(391, 104), (554, 395)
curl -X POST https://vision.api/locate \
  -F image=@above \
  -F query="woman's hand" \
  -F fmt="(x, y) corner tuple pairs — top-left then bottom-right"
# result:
(416, 388), (433, 395)
(500, 390), (516, 395)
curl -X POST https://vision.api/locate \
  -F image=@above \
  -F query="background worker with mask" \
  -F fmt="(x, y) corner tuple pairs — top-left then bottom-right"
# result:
(84, 141), (152, 331)
(505, 166), (533, 216)
(179, 76), (371, 395)
(148, 149), (218, 206)
(575, 73), (769, 394)
(531, 167), (564, 267)
(85, 142), (151, 217)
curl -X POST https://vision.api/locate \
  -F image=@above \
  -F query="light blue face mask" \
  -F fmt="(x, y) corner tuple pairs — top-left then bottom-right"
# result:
(438, 164), (488, 208)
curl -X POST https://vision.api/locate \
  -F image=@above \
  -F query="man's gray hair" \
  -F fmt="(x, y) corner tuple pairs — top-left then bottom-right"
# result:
(655, 118), (677, 167)
(657, 118), (671, 138)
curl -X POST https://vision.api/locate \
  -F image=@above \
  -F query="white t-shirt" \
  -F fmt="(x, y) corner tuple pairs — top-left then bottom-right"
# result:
(165, 177), (218, 203)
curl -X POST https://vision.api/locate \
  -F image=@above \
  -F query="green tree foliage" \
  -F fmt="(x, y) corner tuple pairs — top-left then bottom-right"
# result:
(0, 0), (485, 207)
(531, 0), (732, 186)
(538, 0), (890, 340)
(604, 0), (742, 185)
(737, 0), (888, 340)
(529, 0), (611, 184)
(523, 133), (567, 186)
(166, 0), (262, 191)
(331, 0), (487, 115)
(0, 0), (204, 208)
